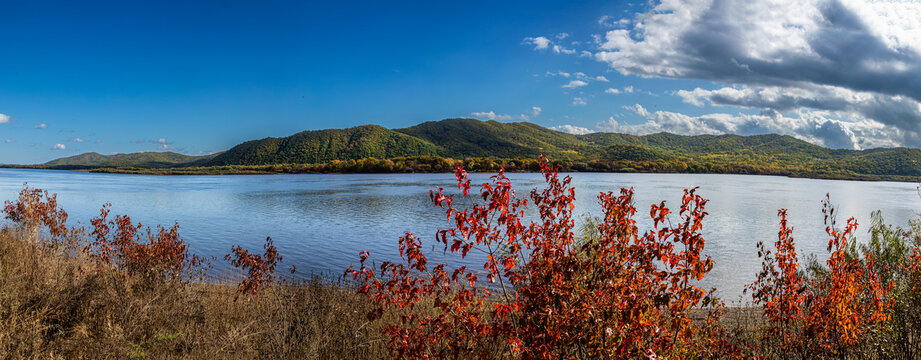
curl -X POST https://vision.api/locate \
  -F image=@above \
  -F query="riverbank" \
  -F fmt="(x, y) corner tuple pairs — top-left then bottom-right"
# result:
(3, 160), (919, 183)
(0, 227), (390, 359)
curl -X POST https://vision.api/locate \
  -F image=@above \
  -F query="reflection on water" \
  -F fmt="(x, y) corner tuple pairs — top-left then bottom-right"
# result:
(1, 168), (919, 299)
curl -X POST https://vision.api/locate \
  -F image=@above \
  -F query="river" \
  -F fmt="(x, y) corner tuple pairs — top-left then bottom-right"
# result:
(1, 168), (918, 300)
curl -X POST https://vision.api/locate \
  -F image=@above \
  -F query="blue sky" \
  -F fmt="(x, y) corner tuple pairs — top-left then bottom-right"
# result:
(2, 0), (920, 164)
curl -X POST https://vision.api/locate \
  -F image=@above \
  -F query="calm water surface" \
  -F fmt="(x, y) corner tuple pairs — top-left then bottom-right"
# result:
(1, 168), (919, 299)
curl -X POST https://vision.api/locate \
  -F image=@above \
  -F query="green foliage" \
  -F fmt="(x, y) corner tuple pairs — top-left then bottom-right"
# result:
(395, 118), (595, 159)
(43, 152), (217, 168)
(206, 125), (441, 165)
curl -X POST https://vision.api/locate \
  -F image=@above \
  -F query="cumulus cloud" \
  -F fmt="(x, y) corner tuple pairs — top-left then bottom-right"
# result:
(148, 138), (176, 150)
(553, 44), (576, 54)
(600, 104), (903, 149)
(524, 35), (576, 54)
(0, 114), (9, 124)
(592, 0), (921, 143)
(605, 86), (635, 95)
(472, 106), (542, 122)
(677, 85), (921, 133)
(562, 80), (588, 89)
(523, 36), (551, 50)
(549, 71), (611, 87)
(573, 97), (588, 106)
(551, 125), (595, 135)
(531, 106), (542, 117)
(599, 15), (631, 28)
(70, 137), (84, 143)
(4, 139), (14, 143)
(51, 144), (66, 150)
(35, 123), (47, 129)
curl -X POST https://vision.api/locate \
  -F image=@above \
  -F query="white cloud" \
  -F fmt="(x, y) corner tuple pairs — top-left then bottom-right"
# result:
(70, 137), (84, 143)
(605, 86), (635, 95)
(562, 80), (588, 89)
(524, 35), (578, 55)
(551, 125), (595, 135)
(51, 144), (66, 150)
(472, 106), (542, 122)
(553, 45), (576, 54)
(546, 71), (571, 77)
(472, 111), (498, 119)
(592, 0), (921, 142)
(601, 103), (902, 150)
(35, 123), (47, 129)
(598, 15), (614, 27)
(594, 76), (609, 82)
(0, 114), (9, 124)
(153, 138), (176, 150)
(4, 139), (14, 143)
(573, 97), (588, 106)
(523, 36), (551, 50)
(676, 85), (921, 133)
(599, 15), (632, 28)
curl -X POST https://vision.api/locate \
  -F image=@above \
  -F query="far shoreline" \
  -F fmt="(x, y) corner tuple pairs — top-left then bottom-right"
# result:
(2, 163), (919, 184)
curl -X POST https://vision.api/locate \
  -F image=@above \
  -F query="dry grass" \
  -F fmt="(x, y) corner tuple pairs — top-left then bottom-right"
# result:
(0, 227), (390, 359)
(4, 223), (913, 359)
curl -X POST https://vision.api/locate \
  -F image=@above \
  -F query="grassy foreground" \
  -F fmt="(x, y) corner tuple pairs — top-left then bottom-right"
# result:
(0, 227), (389, 359)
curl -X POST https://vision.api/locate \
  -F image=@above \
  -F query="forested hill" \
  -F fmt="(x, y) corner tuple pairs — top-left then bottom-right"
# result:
(30, 118), (921, 180)
(43, 152), (216, 168)
(205, 125), (441, 165)
(395, 118), (598, 159)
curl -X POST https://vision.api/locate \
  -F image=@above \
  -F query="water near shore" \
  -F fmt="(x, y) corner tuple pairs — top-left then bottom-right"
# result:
(1, 168), (918, 299)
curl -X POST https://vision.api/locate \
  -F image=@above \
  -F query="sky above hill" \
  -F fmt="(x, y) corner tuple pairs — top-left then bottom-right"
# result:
(1, 0), (920, 164)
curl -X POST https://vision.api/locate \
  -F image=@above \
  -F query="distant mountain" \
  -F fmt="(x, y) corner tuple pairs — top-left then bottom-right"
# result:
(206, 125), (441, 166)
(44, 152), (216, 168)
(36, 118), (921, 180)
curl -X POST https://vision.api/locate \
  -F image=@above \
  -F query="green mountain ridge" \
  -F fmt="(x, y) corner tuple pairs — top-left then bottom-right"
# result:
(207, 125), (441, 166)
(44, 152), (217, 168)
(30, 118), (921, 180)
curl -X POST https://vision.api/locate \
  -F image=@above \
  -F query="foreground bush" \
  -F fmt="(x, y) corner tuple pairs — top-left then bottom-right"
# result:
(747, 202), (892, 358)
(348, 159), (921, 359)
(347, 158), (741, 359)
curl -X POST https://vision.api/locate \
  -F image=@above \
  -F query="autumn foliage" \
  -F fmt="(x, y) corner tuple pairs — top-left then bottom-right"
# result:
(1, 184), (203, 282)
(748, 197), (895, 357)
(3, 186), (70, 243)
(225, 236), (283, 296)
(346, 157), (739, 359)
(88, 203), (204, 279)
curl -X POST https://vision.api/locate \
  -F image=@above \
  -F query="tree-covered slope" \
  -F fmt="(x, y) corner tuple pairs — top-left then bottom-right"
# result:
(44, 152), (216, 168)
(395, 118), (595, 159)
(206, 125), (442, 165)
